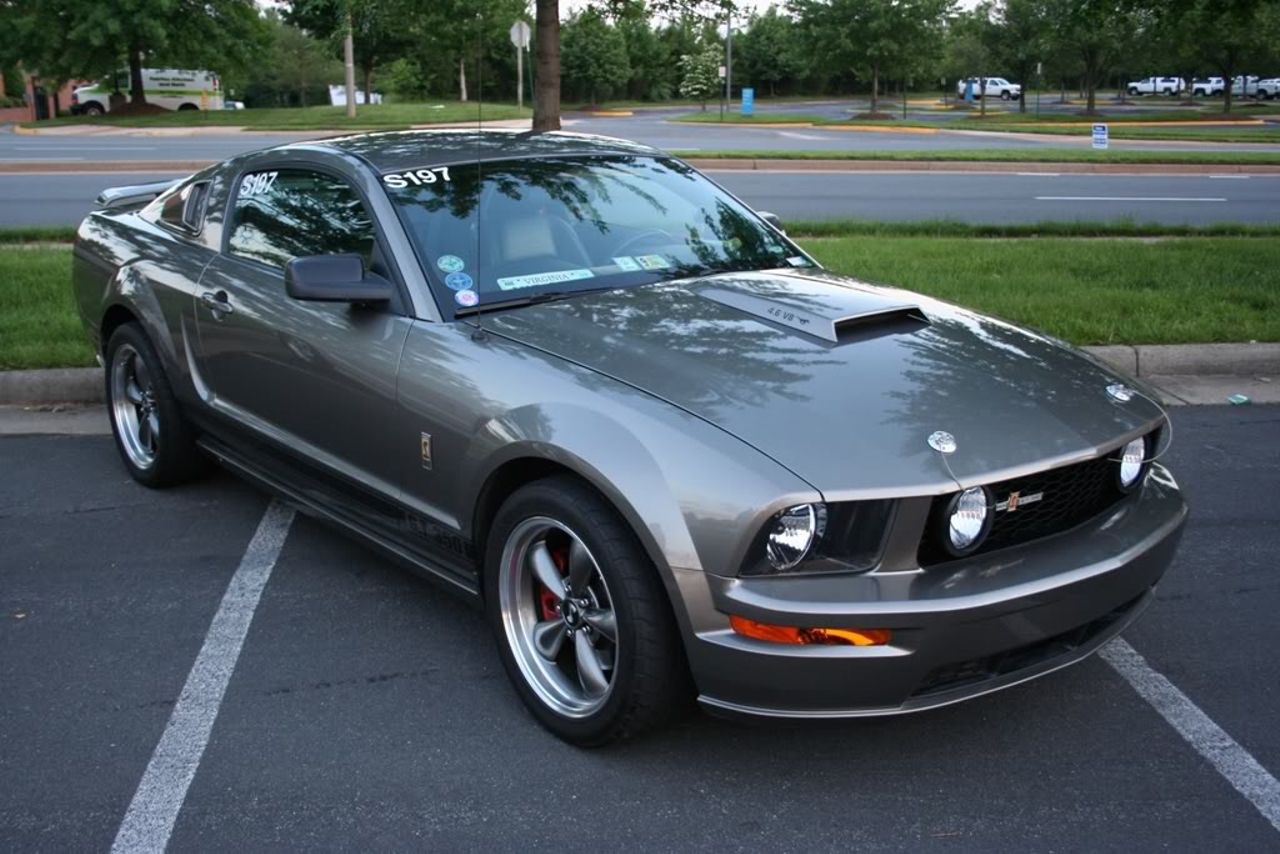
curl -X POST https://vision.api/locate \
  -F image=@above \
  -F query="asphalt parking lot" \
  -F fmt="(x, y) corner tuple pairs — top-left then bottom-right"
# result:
(3, 404), (1279, 850)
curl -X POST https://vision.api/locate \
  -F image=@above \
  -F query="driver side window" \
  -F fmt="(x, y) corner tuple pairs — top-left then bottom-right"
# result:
(227, 169), (375, 270)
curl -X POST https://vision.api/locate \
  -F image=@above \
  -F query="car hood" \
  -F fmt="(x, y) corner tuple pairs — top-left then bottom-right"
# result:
(482, 269), (1164, 498)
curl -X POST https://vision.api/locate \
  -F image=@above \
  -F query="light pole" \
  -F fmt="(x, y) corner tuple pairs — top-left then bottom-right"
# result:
(343, 8), (356, 118)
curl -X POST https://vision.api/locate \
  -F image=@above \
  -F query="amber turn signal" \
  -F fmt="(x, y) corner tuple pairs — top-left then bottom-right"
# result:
(730, 615), (891, 647)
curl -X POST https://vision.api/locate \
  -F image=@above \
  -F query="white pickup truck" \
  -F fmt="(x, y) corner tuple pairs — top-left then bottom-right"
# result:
(956, 77), (1022, 101)
(1256, 78), (1280, 99)
(1126, 77), (1184, 96)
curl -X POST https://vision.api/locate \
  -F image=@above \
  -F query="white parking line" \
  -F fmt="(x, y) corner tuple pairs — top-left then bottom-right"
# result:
(111, 501), (295, 854)
(1101, 638), (1280, 833)
(1035, 196), (1228, 202)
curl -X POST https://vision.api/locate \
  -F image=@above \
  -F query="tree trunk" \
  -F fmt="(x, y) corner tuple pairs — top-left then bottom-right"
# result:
(362, 67), (373, 105)
(459, 56), (467, 102)
(343, 14), (356, 118)
(870, 64), (878, 114)
(532, 0), (560, 132)
(128, 45), (146, 105)
(980, 76), (987, 117)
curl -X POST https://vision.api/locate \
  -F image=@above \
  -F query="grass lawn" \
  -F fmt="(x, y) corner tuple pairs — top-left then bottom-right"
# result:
(806, 236), (1280, 345)
(3, 236), (1277, 369)
(24, 101), (530, 132)
(0, 248), (94, 370)
(679, 148), (1280, 165)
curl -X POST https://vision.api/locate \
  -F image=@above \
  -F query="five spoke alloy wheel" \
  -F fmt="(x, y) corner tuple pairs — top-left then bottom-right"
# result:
(110, 342), (160, 471)
(484, 476), (689, 745)
(499, 517), (619, 718)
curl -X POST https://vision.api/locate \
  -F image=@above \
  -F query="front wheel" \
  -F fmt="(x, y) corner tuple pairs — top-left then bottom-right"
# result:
(1001, 91), (1011, 100)
(485, 476), (690, 746)
(105, 323), (205, 487)
(1128, 87), (1140, 96)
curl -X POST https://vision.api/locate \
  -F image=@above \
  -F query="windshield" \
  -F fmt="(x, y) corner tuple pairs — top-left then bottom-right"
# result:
(381, 154), (813, 317)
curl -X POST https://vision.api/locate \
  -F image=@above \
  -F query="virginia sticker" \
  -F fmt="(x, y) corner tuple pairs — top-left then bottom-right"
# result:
(444, 271), (473, 291)
(454, 288), (479, 307)
(437, 255), (465, 273)
(496, 268), (594, 291)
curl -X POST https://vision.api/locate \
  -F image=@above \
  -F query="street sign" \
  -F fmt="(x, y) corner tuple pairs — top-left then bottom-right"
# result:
(718, 65), (727, 79)
(1092, 123), (1109, 150)
(509, 20), (531, 49)
(741, 87), (754, 116)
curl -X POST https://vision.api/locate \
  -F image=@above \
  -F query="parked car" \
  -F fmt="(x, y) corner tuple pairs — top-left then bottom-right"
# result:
(72, 130), (1187, 745)
(1256, 77), (1280, 99)
(71, 69), (223, 115)
(1190, 77), (1225, 97)
(956, 76), (1022, 100)
(1126, 76), (1184, 96)
(1231, 75), (1261, 97)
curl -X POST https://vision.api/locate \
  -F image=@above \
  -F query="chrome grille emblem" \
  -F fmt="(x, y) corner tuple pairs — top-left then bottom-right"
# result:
(996, 490), (1044, 512)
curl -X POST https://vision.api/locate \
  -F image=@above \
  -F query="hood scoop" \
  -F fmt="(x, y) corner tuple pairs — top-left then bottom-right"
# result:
(697, 280), (928, 344)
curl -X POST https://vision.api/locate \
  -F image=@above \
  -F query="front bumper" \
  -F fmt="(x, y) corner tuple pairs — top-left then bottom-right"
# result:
(676, 464), (1187, 719)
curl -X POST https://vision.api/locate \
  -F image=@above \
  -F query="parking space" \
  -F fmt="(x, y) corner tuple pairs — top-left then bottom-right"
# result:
(3, 407), (1279, 849)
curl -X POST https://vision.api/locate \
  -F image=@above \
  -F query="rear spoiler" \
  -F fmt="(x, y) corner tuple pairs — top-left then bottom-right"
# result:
(95, 178), (184, 211)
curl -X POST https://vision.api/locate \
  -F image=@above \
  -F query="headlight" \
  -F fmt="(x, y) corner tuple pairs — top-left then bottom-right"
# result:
(1116, 437), (1147, 491)
(765, 503), (827, 571)
(946, 486), (991, 555)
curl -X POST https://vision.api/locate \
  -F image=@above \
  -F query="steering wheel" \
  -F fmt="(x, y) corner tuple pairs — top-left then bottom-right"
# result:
(613, 229), (674, 258)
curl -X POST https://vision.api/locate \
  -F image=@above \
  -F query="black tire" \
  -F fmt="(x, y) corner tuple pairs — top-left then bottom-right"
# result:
(83, 102), (105, 116)
(177, 103), (199, 111)
(1128, 87), (1139, 96)
(1000, 91), (1011, 100)
(104, 323), (205, 488)
(484, 475), (691, 746)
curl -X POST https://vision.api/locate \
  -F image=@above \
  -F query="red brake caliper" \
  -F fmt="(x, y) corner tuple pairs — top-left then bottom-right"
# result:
(537, 543), (569, 622)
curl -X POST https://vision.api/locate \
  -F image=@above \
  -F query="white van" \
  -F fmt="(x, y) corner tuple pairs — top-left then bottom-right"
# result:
(71, 69), (223, 115)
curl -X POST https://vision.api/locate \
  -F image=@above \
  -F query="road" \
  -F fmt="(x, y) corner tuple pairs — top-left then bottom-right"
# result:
(6, 170), (1278, 228)
(2, 404), (1278, 849)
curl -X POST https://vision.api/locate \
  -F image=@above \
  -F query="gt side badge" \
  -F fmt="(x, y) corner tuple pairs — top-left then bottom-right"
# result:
(420, 432), (433, 470)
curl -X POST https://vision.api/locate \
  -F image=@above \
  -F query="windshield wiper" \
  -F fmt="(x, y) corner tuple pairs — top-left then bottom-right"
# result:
(453, 286), (614, 317)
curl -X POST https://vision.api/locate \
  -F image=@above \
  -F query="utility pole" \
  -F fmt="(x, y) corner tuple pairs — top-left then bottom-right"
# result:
(344, 7), (356, 118)
(725, 10), (733, 109)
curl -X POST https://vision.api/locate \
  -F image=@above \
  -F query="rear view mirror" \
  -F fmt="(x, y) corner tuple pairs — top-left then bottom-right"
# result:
(758, 211), (785, 234)
(285, 254), (393, 303)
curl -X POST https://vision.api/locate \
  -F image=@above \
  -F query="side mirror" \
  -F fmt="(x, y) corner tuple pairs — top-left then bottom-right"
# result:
(758, 210), (785, 235)
(285, 254), (394, 303)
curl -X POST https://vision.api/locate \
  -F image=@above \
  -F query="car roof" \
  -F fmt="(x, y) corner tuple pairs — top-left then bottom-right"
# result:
(289, 128), (663, 173)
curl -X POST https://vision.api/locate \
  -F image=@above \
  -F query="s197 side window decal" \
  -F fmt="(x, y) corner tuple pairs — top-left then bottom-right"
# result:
(382, 167), (451, 189)
(240, 171), (279, 197)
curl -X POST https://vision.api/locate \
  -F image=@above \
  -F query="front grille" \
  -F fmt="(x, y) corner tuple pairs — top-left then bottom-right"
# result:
(919, 431), (1156, 565)
(910, 591), (1147, 698)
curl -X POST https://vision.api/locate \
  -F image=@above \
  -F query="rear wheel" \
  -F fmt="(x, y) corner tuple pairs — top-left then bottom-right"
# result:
(484, 476), (690, 746)
(105, 323), (205, 488)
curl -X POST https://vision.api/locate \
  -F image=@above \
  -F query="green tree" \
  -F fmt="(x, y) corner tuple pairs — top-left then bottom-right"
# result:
(562, 9), (631, 104)
(735, 6), (802, 97)
(2, 0), (265, 105)
(991, 0), (1048, 113)
(1187, 0), (1280, 113)
(617, 4), (676, 101)
(793, 0), (952, 114)
(1043, 0), (1143, 114)
(678, 43), (721, 109)
(945, 6), (997, 116)
(284, 0), (413, 100)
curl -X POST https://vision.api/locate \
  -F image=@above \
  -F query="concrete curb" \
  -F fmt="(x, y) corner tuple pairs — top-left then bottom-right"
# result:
(1, 343), (1275, 406)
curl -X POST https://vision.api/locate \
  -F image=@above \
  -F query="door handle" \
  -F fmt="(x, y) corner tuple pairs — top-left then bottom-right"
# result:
(200, 290), (233, 316)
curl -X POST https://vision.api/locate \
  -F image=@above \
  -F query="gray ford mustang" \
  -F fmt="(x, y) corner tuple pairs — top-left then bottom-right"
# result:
(73, 129), (1187, 745)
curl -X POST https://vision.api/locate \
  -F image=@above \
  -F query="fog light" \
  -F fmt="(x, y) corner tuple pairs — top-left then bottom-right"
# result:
(730, 615), (891, 646)
(1117, 437), (1147, 491)
(947, 486), (991, 555)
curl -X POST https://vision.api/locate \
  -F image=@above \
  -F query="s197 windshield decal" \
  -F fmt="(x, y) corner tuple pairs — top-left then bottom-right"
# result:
(383, 167), (452, 189)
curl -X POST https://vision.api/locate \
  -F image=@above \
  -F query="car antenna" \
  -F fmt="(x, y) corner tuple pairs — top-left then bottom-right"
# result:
(471, 9), (486, 338)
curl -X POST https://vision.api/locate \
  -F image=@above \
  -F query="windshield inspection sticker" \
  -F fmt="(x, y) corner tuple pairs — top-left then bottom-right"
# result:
(382, 166), (452, 189)
(454, 288), (479, 307)
(496, 268), (594, 292)
(787, 256), (811, 267)
(635, 255), (669, 271)
(437, 255), (465, 273)
(612, 256), (641, 272)
(444, 271), (473, 291)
